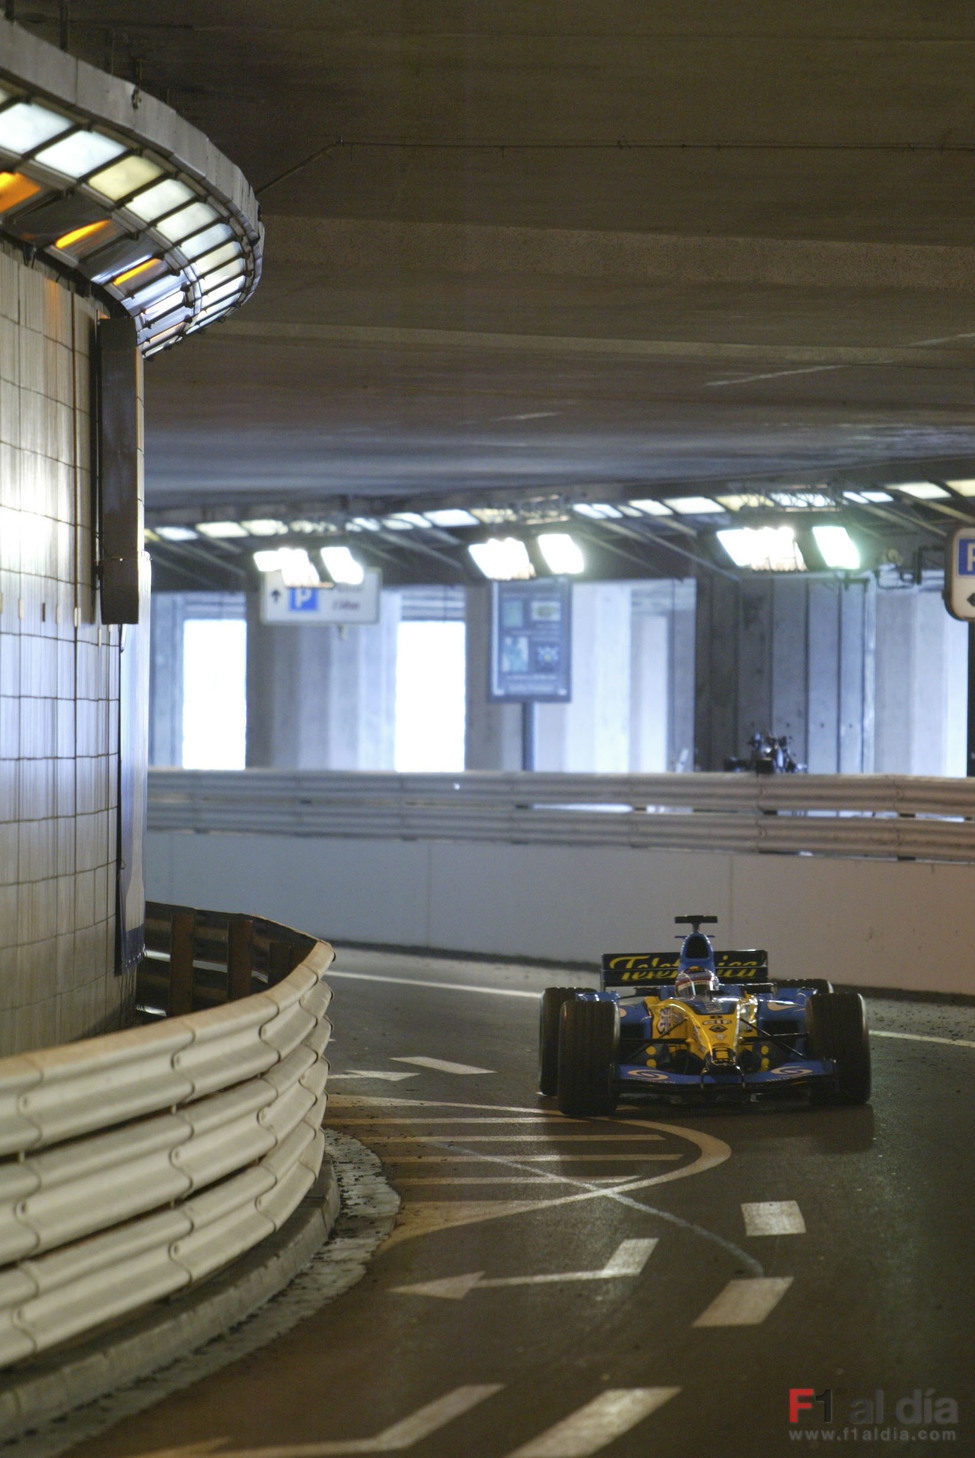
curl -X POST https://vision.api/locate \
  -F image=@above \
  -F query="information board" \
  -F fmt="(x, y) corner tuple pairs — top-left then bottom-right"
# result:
(489, 579), (572, 702)
(944, 527), (975, 621)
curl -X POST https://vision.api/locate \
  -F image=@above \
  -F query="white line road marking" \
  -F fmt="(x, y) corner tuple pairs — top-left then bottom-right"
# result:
(871, 1029), (975, 1050)
(692, 1275), (794, 1326)
(366, 1133), (668, 1142)
(145, 1387), (503, 1457)
(381, 1154), (683, 1164)
(391, 1056), (495, 1075)
(325, 970), (542, 999)
(328, 1071), (419, 1082)
(506, 1388), (681, 1458)
(393, 1238), (658, 1299)
(330, 1097), (749, 1267)
(394, 1176), (646, 1185)
(332, 1119), (562, 1131)
(742, 1200), (806, 1236)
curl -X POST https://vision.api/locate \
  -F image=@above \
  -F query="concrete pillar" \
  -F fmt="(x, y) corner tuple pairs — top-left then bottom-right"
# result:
(245, 589), (399, 769)
(535, 581), (632, 771)
(464, 585), (523, 770)
(148, 593), (184, 767)
(696, 572), (876, 772)
(629, 579), (696, 771)
(875, 577), (967, 774)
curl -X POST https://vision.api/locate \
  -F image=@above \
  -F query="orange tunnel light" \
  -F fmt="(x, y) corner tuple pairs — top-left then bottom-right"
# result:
(55, 219), (110, 251)
(111, 257), (159, 287)
(0, 172), (42, 214)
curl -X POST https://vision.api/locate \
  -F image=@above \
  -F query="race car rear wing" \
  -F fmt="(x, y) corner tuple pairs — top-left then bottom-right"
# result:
(601, 950), (769, 989)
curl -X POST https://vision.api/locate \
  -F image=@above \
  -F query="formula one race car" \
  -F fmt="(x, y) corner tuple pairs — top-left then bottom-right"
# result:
(539, 915), (870, 1116)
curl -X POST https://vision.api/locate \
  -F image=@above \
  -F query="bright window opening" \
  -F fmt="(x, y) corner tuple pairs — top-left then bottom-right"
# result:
(395, 621), (466, 770)
(182, 619), (247, 768)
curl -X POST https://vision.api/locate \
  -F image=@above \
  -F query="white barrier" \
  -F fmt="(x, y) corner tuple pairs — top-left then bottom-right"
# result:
(0, 937), (333, 1367)
(147, 768), (975, 862)
(146, 770), (975, 998)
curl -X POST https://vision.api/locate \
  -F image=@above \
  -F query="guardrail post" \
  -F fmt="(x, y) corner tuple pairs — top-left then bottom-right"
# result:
(169, 907), (196, 1015)
(267, 938), (294, 985)
(227, 916), (255, 1000)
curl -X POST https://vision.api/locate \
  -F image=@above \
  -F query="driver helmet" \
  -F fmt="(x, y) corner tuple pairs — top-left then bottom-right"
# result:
(675, 965), (719, 1000)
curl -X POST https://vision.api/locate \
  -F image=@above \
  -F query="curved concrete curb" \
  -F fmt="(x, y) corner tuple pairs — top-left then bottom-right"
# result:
(0, 1164), (343, 1445)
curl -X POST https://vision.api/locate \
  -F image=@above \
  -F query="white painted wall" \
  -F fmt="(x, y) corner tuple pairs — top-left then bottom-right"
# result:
(147, 828), (975, 997)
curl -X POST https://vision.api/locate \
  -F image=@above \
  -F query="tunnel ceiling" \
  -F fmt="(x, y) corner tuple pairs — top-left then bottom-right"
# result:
(13, 3), (975, 590)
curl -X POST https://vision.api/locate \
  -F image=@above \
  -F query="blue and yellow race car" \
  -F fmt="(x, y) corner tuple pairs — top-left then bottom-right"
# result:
(539, 915), (870, 1116)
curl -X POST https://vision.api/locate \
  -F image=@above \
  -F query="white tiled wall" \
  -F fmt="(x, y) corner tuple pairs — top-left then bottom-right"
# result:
(0, 243), (133, 1054)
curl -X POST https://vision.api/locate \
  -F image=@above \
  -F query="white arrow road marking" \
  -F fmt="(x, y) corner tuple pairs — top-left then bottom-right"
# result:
(742, 1200), (806, 1236)
(506, 1388), (681, 1457)
(390, 1056), (494, 1075)
(692, 1275), (793, 1326)
(144, 1386), (503, 1457)
(392, 1237), (658, 1299)
(328, 1071), (419, 1082)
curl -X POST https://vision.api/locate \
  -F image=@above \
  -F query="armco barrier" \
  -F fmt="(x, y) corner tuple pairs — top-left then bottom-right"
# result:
(0, 906), (334, 1372)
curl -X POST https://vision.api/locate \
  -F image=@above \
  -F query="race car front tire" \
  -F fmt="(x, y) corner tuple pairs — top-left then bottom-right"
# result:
(806, 991), (871, 1104)
(557, 998), (619, 1117)
(539, 987), (577, 1095)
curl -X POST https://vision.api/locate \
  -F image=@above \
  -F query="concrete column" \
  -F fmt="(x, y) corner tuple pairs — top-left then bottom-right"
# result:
(629, 579), (696, 771)
(696, 573), (875, 772)
(875, 578), (967, 774)
(245, 589), (399, 769)
(535, 581), (632, 771)
(148, 593), (184, 767)
(464, 585), (523, 770)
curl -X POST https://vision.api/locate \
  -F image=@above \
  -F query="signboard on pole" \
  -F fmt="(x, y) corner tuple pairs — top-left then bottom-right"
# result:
(259, 568), (382, 625)
(489, 579), (572, 702)
(944, 527), (975, 621)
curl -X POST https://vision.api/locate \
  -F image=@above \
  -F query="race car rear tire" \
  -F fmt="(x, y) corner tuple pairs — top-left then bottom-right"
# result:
(557, 999), (619, 1117)
(539, 987), (578, 1095)
(806, 991), (871, 1104)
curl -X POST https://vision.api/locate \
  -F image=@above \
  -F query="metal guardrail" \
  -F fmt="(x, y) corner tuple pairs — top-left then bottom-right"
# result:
(0, 908), (333, 1368)
(147, 769), (975, 864)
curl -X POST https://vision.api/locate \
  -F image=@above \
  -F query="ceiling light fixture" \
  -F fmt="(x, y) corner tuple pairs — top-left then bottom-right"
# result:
(536, 532), (585, 575)
(895, 482), (951, 500)
(424, 508), (480, 528)
(627, 499), (674, 516)
(664, 496), (723, 515)
(812, 524), (860, 570)
(717, 526), (806, 572)
(468, 538), (535, 580)
(194, 520), (249, 538)
(320, 546), (365, 586)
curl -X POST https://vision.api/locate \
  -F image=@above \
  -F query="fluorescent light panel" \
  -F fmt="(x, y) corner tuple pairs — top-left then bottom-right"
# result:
(895, 481), (950, 499)
(717, 526), (805, 571)
(321, 546), (365, 585)
(664, 496), (722, 514)
(536, 532), (585, 574)
(468, 538), (534, 580)
(813, 524), (860, 570)
(195, 520), (248, 538)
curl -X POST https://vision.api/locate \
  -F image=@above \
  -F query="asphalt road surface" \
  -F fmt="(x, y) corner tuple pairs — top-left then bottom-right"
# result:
(40, 948), (975, 1458)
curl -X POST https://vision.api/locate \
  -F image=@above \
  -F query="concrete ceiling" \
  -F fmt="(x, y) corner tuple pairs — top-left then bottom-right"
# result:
(15, 2), (975, 586)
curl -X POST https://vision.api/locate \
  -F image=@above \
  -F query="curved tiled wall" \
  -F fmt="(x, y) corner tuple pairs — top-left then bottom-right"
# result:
(0, 243), (131, 1052)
